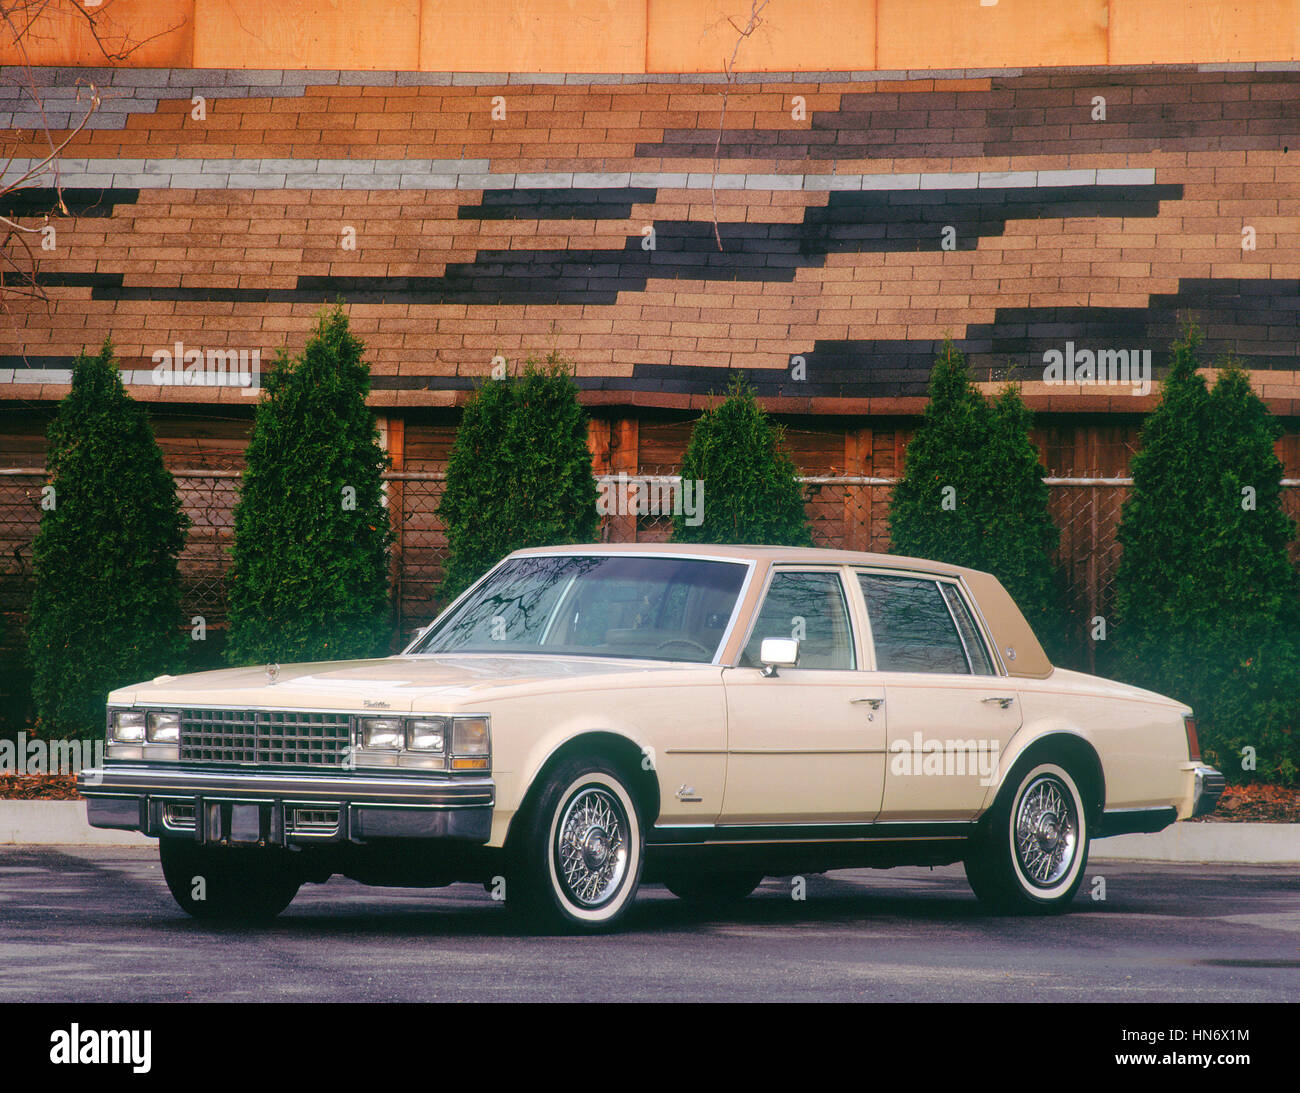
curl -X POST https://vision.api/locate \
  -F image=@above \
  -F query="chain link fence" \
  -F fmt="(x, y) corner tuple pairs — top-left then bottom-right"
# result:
(1, 468), (1298, 662)
(174, 471), (241, 629)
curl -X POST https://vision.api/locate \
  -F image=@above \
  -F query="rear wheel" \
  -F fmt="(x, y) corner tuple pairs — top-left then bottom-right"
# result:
(664, 872), (763, 905)
(965, 760), (1090, 914)
(159, 838), (301, 922)
(507, 757), (644, 932)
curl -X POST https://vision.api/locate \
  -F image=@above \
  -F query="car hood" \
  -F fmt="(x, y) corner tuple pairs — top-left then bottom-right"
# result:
(108, 654), (698, 713)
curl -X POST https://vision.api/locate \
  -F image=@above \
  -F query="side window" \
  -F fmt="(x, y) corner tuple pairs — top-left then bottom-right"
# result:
(741, 571), (855, 670)
(858, 573), (989, 675)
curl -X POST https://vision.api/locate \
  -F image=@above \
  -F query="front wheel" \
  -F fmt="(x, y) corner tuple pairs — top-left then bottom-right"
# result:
(507, 758), (645, 931)
(159, 838), (301, 922)
(964, 761), (1090, 914)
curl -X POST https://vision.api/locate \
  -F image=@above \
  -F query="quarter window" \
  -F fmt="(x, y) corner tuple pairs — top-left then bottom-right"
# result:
(939, 582), (994, 675)
(858, 573), (993, 675)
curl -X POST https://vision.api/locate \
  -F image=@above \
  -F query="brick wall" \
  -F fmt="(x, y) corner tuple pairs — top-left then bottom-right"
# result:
(1, 62), (1298, 468)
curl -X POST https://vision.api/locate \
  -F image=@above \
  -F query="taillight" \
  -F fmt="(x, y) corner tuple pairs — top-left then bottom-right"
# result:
(1183, 716), (1201, 761)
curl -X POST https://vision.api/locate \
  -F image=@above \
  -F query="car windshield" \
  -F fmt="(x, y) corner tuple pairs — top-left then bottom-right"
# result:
(410, 554), (749, 663)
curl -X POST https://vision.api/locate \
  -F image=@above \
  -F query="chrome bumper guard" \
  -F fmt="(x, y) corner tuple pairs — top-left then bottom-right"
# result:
(77, 764), (494, 845)
(1190, 764), (1226, 819)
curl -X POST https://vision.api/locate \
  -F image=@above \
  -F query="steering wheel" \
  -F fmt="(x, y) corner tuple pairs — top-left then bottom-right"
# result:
(655, 637), (712, 658)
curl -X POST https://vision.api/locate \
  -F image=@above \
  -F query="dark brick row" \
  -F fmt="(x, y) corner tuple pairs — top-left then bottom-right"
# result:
(9, 274), (1294, 401)
(636, 72), (1300, 161)
(0, 188), (139, 219)
(791, 279), (1300, 396)
(48, 183), (1180, 306)
(458, 187), (658, 220)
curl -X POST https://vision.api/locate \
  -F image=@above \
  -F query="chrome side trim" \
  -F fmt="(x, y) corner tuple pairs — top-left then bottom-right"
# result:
(649, 819), (977, 845)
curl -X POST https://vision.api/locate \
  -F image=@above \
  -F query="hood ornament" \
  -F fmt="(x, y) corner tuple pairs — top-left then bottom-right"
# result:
(266, 663), (280, 685)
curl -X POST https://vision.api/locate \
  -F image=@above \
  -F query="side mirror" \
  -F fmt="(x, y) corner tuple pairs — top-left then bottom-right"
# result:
(759, 637), (800, 677)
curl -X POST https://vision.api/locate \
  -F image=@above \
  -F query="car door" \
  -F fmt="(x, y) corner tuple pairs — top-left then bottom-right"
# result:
(854, 569), (1022, 822)
(719, 566), (887, 825)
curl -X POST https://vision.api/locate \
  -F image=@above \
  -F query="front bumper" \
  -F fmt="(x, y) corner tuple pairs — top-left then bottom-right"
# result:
(77, 764), (494, 845)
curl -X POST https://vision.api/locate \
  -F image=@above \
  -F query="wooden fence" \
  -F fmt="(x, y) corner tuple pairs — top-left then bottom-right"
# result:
(9, 468), (1293, 670)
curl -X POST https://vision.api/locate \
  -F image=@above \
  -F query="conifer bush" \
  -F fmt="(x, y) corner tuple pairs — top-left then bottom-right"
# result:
(437, 353), (599, 601)
(225, 307), (393, 665)
(1113, 326), (1300, 783)
(888, 340), (1066, 657)
(670, 375), (812, 545)
(28, 340), (188, 737)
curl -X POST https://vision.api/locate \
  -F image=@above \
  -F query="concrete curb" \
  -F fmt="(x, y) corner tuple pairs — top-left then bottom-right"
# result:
(0, 801), (151, 847)
(0, 802), (1297, 862)
(1090, 822), (1300, 864)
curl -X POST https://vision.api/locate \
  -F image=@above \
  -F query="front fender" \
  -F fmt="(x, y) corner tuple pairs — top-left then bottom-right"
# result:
(489, 713), (658, 848)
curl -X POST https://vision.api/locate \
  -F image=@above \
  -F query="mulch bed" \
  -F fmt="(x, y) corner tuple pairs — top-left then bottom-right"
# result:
(1188, 782), (1300, 823)
(0, 774), (80, 800)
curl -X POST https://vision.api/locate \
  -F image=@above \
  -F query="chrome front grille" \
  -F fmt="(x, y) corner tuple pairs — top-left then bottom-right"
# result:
(179, 709), (352, 768)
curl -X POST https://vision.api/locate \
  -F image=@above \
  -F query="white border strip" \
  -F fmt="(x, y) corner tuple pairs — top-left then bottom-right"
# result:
(0, 160), (1158, 192)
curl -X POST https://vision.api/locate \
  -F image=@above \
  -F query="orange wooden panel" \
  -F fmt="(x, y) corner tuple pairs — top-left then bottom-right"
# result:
(877, 0), (1106, 70)
(587, 417), (613, 475)
(193, 0), (420, 70)
(0, 0), (194, 67)
(420, 0), (647, 73)
(1110, 0), (1300, 63)
(647, 0), (875, 73)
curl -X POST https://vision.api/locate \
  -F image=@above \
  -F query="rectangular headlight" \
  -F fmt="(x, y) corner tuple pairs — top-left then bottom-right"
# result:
(361, 717), (404, 750)
(407, 718), (448, 752)
(109, 710), (146, 744)
(451, 716), (490, 757)
(146, 711), (180, 744)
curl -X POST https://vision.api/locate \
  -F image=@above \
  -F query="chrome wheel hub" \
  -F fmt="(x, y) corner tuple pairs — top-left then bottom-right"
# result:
(581, 827), (610, 871)
(556, 787), (628, 907)
(1014, 775), (1079, 888)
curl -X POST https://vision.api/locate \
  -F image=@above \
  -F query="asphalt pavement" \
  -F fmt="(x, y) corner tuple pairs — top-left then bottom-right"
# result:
(1, 846), (1296, 1003)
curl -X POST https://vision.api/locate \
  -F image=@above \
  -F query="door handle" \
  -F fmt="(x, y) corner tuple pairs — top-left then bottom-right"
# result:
(982, 696), (1015, 709)
(851, 697), (884, 709)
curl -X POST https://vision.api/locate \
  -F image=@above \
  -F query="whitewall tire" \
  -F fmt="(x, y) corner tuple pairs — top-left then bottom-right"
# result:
(509, 757), (645, 931)
(965, 760), (1090, 914)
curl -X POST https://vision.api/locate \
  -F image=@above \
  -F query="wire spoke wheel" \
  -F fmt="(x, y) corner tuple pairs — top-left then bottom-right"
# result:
(1013, 773), (1079, 888)
(554, 786), (629, 909)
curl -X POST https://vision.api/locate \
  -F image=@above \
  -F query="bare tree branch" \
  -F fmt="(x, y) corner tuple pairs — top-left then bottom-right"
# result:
(711, 0), (770, 251)
(0, 0), (185, 315)
(2, 0), (185, 64)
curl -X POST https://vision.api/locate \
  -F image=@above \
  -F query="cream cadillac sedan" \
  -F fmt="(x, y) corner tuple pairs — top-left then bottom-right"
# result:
(79, 544), (1224, 929)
